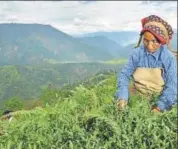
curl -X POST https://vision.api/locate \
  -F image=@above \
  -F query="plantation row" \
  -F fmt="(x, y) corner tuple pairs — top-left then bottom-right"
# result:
(0, 72), (177, 149)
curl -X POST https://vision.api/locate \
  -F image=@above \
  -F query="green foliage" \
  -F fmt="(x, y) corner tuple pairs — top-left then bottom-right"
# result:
(0, 65), (20, 82)
(103, 58), (127, 64)
(3, 96), (24, 111)
(0, 73), (177, 149)
(40, 88), (59, 106)
(0, 110), (3, 117)
(0, 63), (123, 103)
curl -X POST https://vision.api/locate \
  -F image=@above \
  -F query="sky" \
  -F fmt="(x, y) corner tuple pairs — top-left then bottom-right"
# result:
(0, 1), (177, 35)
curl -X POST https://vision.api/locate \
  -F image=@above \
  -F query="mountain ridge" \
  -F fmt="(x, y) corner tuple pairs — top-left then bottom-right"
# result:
(0, 23), (113, 65)
(77, 36), (124, 57)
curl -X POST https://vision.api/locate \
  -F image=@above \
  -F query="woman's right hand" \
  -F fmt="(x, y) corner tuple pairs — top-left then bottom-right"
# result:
(117, 99), (128, 110)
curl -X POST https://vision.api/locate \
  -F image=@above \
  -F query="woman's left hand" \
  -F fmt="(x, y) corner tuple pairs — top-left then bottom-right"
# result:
(152, 106), (161, 112)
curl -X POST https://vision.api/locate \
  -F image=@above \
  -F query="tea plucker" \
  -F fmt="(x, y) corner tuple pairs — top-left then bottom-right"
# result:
(116, 15), (177, 112)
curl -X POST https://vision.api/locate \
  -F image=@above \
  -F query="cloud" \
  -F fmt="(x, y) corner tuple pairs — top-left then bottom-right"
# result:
(0, 1), (177, 35)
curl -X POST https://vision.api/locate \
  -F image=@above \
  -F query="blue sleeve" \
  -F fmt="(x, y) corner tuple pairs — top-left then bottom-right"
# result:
(115, 49), (138, 101)
(157, 56), (177, 111)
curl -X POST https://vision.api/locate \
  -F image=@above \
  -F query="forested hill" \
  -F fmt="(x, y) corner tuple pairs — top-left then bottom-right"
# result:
(0, 62), (125, 103)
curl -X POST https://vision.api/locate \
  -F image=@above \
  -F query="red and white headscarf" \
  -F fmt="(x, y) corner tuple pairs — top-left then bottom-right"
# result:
(135, 15), (174, 49)
(141, 15), (173, 44)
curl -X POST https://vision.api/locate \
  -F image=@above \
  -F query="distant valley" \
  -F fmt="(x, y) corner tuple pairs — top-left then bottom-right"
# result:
(0, 23), (177, 106)
(0, 23), (177, 65)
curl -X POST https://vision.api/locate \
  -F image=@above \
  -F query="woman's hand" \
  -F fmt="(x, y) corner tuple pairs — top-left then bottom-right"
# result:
(117, 99), (128, 110)
(152, 106), (161, 113)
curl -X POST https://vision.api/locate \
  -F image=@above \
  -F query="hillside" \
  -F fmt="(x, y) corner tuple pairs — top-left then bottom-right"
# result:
(171, 33), (177, 51)
(0, 63), (125, 103)
(0, 23), (113, 65)
(0, 24), (176, 65)
(77, 31), (177, 50)
(77, 36), (124, 57)
(0, 72), (176, 148)
(76, 31), (140, 47)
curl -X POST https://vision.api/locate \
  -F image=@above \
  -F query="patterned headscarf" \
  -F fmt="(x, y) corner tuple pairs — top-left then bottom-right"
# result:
(135, 15), (174, 50)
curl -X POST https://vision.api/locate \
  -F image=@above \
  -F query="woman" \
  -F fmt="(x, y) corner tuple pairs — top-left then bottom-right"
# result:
(116, 15), (177, 112)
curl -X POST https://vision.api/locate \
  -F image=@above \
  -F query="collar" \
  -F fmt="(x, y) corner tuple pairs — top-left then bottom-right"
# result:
(144, 46), (162, 61)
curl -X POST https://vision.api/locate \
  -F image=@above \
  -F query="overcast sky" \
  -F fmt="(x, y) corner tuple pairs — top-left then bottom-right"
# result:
(0, 1), (177, 35)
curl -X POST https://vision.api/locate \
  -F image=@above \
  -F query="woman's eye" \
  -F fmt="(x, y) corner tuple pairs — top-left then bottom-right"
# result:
(143, 39), (148, 42)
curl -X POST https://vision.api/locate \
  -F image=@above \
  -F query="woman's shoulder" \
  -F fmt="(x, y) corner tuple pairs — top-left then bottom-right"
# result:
(131, 45), (145, 57)
(130, 45), (143, 54)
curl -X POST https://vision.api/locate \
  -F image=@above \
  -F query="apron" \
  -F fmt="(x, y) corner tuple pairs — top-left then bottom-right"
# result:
(131, 67), (165, 97)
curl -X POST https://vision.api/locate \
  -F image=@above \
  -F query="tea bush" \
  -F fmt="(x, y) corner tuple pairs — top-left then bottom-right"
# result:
(0, 74), (177, 149)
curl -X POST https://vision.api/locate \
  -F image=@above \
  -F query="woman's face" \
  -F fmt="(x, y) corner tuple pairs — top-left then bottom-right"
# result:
(143, 31), (161, 53)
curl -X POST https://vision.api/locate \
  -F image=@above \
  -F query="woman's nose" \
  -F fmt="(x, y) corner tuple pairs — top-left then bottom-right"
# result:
(147, 41), (152, 47)
(146, 42), (154, 50)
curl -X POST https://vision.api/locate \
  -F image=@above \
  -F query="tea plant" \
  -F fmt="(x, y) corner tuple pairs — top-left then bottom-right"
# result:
(0, 73), (177, 149)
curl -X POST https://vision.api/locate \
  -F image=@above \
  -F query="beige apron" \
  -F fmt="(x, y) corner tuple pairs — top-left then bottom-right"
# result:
(132, 67), (165, 96)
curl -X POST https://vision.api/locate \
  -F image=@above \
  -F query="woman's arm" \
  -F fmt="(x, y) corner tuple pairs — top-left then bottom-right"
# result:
(116, 49), (139, 101)
(156, 56), (177, 111)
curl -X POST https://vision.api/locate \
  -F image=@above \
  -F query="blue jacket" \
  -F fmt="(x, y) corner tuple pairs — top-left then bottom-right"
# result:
(116, 45), (177, 111)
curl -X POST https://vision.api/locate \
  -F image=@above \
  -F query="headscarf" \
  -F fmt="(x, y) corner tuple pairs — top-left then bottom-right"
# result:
(135, 15), (174, 50)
